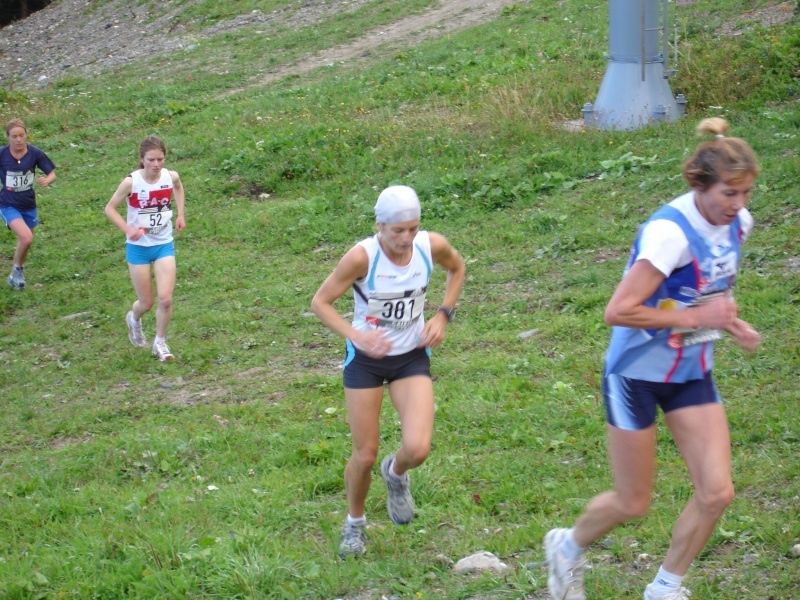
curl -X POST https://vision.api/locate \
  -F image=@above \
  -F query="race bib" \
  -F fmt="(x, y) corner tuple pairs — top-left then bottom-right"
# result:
(665, 291), (725, 348)
(5, 171), (34, 192)
(365, 287), (427, 330)
(137, 208), (173, 234)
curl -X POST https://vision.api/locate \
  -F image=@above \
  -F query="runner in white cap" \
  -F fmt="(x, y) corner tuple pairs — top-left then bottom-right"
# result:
(312, 185), (465, 558)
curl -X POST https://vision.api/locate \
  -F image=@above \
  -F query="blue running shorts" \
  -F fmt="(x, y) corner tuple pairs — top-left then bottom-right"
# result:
(603, 371), (722, 431)
(126, 241), (175, 265)
(1, 206), (39, 229)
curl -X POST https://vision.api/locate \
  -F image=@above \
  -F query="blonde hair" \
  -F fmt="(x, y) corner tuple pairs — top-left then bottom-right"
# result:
(682, 118), (759, 190)
(5, 119), (27, 137)
(138, 135), (167, 168)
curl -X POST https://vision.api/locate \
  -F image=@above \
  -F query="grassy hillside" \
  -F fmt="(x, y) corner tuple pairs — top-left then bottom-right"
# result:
(1, 0), (798, 597)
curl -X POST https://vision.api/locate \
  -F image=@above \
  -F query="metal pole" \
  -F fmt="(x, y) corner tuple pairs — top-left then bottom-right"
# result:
(662, 0), (668, 77)
(641, 0), (646, 81)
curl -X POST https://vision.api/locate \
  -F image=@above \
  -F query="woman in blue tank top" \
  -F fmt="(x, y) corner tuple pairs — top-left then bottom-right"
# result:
(543, 118), (762, 600)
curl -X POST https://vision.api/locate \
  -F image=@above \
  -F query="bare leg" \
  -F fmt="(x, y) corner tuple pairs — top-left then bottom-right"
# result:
(660, 403), (734, 575)
(343, 386), (384, 518)
(572, 424), (657, 548)
(127, 262), (155, 320)
(152, 256), (176, 338)
(388, 375), (435, 475)
(8, 219), (33, 267)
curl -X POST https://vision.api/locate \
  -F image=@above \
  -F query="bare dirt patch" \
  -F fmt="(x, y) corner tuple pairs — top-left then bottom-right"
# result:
(0, 0), (518, 91)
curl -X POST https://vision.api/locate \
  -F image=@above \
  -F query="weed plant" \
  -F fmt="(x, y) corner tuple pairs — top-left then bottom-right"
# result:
(0, 0), (798, 598)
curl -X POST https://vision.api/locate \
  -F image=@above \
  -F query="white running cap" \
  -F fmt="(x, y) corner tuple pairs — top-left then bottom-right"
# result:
(374, 185), (421, 223)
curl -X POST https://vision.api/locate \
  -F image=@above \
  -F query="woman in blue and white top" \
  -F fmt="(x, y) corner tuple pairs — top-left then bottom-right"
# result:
(105, 136), (186, 362)
(1, 119), (56, 290)
(544, 118), (762, 600)
(312, 185), (465, 559)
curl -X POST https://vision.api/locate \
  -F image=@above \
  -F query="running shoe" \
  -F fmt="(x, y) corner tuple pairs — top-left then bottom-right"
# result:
(126, 311), (147, 347)
(380, 455), (415, 525)
(7, 265), (25, 290)
(152, 339), (174, 361)
(338, 522), (367, 559)
(544, 528), (587, 600)
(644, 585), (692, 600)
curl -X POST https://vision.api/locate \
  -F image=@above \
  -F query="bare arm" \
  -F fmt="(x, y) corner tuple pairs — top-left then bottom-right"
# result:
(311, 245), (393, 358)
(605, 259), (739, 331)
(418, 232), (466, 348)
(104, 176), (142, 241)
(170, 170), (186, 232)
(36, 170), (56, 187)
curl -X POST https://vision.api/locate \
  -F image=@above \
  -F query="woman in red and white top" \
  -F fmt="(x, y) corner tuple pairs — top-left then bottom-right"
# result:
(105, 136), (186, 361)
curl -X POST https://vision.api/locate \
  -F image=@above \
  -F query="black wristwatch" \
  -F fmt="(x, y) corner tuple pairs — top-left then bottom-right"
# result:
(438, 306), (456, 323)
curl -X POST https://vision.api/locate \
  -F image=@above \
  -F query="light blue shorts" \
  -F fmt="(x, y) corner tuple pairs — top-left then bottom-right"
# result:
(126, 241), (175, 265)
(1, 206), (39, 229)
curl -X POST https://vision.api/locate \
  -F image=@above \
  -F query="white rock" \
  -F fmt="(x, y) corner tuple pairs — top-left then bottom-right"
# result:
(454, 551), (509, 575)
(791, 544), (800, 556)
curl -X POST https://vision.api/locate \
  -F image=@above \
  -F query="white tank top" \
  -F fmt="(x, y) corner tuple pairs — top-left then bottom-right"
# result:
(125, 168), (174, 247)
(351, 231), (433, 356)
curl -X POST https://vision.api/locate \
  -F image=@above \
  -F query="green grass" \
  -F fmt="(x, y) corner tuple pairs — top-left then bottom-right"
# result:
(1, 0), (799, 597)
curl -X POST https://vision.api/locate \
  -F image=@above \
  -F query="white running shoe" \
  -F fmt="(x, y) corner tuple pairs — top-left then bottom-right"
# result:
(338, 522), (367, 559)
(380, 455), (415, 525)
(544, 528), (587, 600)
(126, 311), (147, 347)
(152, 339), (174, 361)
(7, 265), (25, 290)
(644, 584), (691, 600)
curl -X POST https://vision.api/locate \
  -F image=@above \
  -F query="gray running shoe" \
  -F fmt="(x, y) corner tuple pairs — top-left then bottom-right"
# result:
(7, 265), (25, 290)
(380, 455), (415, 525)
(126, 311), (147, 347)
(544, 528), (587, 600)
(152, 339), (174, 361)
(338, 522), (367, 559)
(644, 585), (692, 600)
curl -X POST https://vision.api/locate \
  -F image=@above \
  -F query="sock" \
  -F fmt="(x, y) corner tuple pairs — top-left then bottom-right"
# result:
(650, 566), (684, 595)
(346, 514), (367, 527)
(154, 336), (165, 345)
(388, 458), (404, 479)
(560, 529), (586, 561)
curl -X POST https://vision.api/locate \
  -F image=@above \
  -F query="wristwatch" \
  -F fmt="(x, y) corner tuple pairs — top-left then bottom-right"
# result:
(438, 306), (456, 323)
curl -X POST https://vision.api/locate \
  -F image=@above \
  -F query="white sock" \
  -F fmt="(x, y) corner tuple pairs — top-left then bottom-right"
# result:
(387, 457), (404, 479)
(560, 528), (586, 561)
(346, 514), (367, 527)
(650, 566), (684, 595)
(154, 336), (165, 345)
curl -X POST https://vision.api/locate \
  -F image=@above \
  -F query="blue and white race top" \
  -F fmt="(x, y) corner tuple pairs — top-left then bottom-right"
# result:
(604, 191), (752, 383)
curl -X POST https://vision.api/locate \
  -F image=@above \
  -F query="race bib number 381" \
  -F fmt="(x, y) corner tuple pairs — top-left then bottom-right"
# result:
(365, 287), (427, 330)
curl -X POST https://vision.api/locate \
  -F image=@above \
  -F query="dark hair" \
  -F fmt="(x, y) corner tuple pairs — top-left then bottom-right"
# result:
(138, 135), (167, 168)
(5, 119), (27, 136)
(682, 118), (759, 190)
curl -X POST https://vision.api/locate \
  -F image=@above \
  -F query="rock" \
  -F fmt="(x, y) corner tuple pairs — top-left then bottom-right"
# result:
(454, 551), (509, 576)
(791, 544), (800, 556)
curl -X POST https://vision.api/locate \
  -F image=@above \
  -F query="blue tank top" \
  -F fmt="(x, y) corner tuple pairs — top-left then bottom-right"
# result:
(604, 205), (743, 383)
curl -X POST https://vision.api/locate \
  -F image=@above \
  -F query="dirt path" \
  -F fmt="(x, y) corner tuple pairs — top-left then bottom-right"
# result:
(218, 0), (519, 98)
(0, 0), (518, 92)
